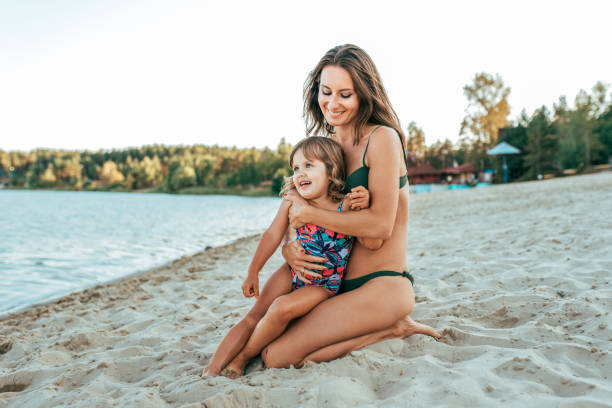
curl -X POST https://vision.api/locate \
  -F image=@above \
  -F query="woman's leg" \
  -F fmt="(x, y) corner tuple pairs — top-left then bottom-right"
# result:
(300, 315), (440, 365)
(262, 275), (418, 368)
(223, 286), (332, 378)
(202, 263), (292, 376)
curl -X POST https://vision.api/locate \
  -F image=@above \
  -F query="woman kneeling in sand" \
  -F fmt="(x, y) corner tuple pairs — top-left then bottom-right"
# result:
(204, 136), (373, 378)
(203, 44), (440, 377)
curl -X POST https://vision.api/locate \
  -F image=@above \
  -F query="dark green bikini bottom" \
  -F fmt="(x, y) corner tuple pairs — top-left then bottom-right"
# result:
(339, 271), (414, 294)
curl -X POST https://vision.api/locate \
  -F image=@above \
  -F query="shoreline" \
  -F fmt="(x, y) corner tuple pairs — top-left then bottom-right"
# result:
(3, 168), (609, 197)
(1, 172), (611, 407)
(0, 234), (263, 321)
(0, 186), (278, 197)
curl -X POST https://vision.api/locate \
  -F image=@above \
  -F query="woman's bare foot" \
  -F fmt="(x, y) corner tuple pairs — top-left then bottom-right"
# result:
(222, 356), (249, 379)
(391, 315), (441, 339)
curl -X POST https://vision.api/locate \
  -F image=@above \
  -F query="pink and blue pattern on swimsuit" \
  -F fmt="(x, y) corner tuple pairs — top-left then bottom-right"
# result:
(290, 223), (353, 294)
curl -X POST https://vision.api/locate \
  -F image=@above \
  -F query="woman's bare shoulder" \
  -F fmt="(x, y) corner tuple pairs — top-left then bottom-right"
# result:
(365, 125), (402, 157)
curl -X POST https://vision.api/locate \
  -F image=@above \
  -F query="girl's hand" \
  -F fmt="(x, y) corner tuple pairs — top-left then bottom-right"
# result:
(284, 190), (309, 229)
(281, 241), (325, 282)
(347, 186), (370, 211)
(241, 274), (259, 298)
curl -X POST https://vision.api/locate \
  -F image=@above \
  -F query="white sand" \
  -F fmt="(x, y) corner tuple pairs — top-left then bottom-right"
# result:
(1, 172), (611, 407)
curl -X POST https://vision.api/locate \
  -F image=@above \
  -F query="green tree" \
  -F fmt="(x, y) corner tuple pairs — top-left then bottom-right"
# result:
(424, 139), (456, 169)
(596, 104), (612, 160)
(130, 156), (163, 189)
(166, 160), (196, 192)
(497, 125), (527, 181)
(524, 107), (558, 178)
(572, 89), (600, 167)
(194, 154), (216, 186)
(591, 82), (612, 163)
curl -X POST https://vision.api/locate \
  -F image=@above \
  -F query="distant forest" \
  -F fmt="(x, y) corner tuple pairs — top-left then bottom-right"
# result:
(1, 76), (611, 193)
(0, 141), (292, 195)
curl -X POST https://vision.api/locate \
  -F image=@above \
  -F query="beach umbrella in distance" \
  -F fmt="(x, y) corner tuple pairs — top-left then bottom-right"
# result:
(487, 141), (521, 184)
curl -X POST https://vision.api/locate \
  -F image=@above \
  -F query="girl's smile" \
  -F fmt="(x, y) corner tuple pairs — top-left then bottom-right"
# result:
(292, 150), (329, 201)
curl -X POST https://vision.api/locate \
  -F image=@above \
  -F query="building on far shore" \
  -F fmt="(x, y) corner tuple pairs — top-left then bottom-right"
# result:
(407, 163), (441, 184)
(440, 163), (476, 185)
(408, 162), (479, 185)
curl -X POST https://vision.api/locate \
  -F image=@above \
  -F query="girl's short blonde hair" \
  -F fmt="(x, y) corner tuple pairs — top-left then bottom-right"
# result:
(281, 137), (346, 202)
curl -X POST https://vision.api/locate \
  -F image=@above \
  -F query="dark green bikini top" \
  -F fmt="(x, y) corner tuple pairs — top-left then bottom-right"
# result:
(344, 125), (409, 193)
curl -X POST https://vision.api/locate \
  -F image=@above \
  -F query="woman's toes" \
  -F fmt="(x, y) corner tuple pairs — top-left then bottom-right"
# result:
(221, 367), (243, 379)
(392, 316), (441, 339)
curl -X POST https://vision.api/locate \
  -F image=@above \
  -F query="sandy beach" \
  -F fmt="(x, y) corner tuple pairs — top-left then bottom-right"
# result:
(1, 172), (611, 407)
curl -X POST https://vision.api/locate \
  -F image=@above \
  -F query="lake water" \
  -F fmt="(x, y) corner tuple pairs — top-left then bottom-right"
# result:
(0, 190), (280, 316)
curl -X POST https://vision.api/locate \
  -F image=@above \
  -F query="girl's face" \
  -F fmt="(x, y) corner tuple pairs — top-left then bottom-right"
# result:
(318, 65), (359, 128)
(291, 149), (329, 200)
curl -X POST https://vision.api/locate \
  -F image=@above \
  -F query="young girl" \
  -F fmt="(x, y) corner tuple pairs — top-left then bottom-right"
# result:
(206, 136), (375, 378)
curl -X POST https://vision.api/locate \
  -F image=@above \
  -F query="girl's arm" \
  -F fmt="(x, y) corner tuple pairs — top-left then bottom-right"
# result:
(287, 127), (402, 240)
(242, 199), (290, 298)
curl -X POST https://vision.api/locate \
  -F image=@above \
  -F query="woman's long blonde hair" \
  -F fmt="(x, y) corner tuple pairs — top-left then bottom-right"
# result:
(303, 44), (406, 147)
(280, 137), (346, 202)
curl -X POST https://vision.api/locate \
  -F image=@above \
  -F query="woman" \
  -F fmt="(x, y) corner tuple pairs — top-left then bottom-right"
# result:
(202, 44), (439, 377)
(262, 44), (440, 368)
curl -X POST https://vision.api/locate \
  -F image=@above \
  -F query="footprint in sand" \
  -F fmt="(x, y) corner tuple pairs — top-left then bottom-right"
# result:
(0, 337), (13, 354)
(0, 371), (34, 394)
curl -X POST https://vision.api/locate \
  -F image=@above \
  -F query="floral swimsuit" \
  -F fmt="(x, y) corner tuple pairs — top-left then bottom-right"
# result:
(290, 204), (353, 294)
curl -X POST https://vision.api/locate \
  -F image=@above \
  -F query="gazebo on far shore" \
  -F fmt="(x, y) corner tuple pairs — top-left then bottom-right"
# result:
(487, 141), (521, 183)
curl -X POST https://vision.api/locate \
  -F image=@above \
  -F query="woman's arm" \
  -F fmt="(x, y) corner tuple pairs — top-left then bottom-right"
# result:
(280, 240), (326, 282)
(287, 127), (402, 240)
(358, 236), (384, 250)
(341, 186), (383, 250)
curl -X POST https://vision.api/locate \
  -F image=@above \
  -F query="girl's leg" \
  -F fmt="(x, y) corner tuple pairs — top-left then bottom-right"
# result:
(202, 263), (292, 376)
(223, 286), (332, 378)
(300, 315), (440, 365)
(262, 276), (418, 369)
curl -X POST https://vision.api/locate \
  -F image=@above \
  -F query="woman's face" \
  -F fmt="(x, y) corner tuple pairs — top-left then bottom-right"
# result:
(318, 65), (359, 128)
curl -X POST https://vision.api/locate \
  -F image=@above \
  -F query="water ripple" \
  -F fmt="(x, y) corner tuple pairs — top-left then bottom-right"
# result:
(0, 190), (279, 315)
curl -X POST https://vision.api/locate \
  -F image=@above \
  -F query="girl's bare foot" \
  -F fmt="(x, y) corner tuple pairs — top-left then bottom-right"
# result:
(201, 365), (220, 377)
(391, 315), (441, 340)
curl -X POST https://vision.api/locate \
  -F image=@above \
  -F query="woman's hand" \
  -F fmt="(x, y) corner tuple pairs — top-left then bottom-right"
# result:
(284, 190), (310, 229)
(241, 273), (259, 298)
(348, 186), (370, 210)
(342, 186), (370, 211)
(281, 240), (325, 282)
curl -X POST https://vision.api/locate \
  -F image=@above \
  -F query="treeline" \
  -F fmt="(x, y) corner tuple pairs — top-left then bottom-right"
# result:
(406, 76), (612, 183)
(0, 141), (292, 194)
(2, 78), (611, 191)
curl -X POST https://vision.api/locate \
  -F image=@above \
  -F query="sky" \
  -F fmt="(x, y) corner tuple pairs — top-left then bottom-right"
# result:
(1, 0), (611, 152)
